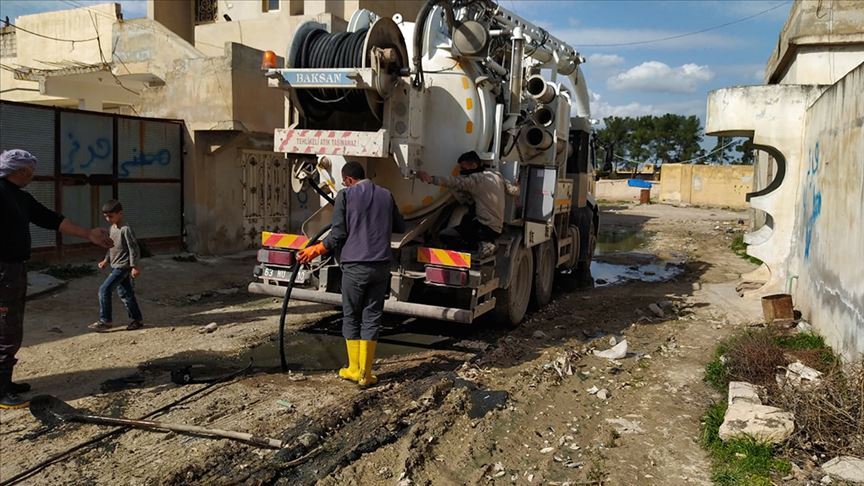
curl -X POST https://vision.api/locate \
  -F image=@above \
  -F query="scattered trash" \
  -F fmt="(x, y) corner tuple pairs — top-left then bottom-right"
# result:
(594, 340), (628, 360)
(587, 386), (599, 395)
(198, 322), (218, 334)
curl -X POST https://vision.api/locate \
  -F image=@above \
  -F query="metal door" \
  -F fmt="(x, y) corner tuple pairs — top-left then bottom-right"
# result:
(241, 150), (289, 246)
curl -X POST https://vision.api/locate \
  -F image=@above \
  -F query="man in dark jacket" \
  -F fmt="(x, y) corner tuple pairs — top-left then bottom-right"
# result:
(0, 149), (114, 409)
(298, 161), (404, 387)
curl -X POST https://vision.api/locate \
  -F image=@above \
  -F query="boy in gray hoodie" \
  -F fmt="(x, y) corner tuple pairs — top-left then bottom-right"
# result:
(89, 200), (144, 331)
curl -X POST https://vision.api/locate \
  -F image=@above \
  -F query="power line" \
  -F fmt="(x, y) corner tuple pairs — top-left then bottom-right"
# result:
(580, 1), (791, 47)
(0, 18), (98, 43)
(613, 139), (739, 165)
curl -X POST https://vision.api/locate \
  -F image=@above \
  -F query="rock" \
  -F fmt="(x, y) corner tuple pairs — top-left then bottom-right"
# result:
(297, 432), (318, 448)
(821, 456), (864, 483)
(692, 281), (702, 291)
(796, 321), (814, 333)
(596, 389), (609, 400)
(719, 403), (795, 443)
(532, 330), (547, 339)
(658, 300), (675, 311)
(780, 361), (823, 388)
(198, 322), (218, 334)
(821, 475), (833, 484)
(647, 303), (665, 318)
(728, 381), (762, 406)
(594, 340), (628, 360)
(605, 418), (643, 434)
(540, 447), (555, 454)
(587, 385), (599, 395)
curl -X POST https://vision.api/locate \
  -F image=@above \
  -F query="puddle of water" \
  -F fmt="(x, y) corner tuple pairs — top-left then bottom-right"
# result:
(596, 227), (653, 255)
(590, 261), (683, 287)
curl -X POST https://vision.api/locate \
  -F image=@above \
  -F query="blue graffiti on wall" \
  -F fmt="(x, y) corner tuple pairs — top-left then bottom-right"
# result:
(64, 132), (111, 173)
(119, 148), (172, 177)
(802, 141), (823, 259)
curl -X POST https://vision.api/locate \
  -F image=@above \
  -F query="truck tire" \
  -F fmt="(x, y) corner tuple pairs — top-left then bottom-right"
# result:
(531, 240), (555, 308)
(492, 244), (533, 327)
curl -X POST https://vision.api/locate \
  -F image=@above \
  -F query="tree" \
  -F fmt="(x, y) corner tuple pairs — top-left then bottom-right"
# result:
(733, 138), (756, 165)
(592, 114), (705, 168)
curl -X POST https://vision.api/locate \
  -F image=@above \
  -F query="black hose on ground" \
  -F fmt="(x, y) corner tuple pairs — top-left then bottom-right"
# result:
(278, 223), (332, 372)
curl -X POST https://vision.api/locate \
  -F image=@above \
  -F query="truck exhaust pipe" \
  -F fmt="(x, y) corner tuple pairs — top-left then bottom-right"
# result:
(533, 106), (554, 127)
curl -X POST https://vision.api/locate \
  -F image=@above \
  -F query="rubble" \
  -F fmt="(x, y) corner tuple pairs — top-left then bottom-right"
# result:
(796, 320), (814, 333)
(594, 340), (628, 360)
(719, 381), (795, 443)
(596, 389), (609, 400)
(777, 361), (823, 388)
(198, 322), (218, 334)
(821, 456), (864, 484)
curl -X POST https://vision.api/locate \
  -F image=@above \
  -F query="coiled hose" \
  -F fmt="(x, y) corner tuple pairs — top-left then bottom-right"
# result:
(293, 27), (369, 118)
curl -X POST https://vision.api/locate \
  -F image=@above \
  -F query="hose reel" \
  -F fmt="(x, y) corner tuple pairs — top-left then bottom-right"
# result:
(288, 18), (408, 121)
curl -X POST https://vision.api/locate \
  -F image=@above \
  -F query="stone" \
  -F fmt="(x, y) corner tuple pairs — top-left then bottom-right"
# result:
(647, 303), (665, 318)
(718, 403), (795, 443)
(297, 432), (318, 448)
(540, 447), (555, 453)
(594, 340), (628, 360)
(821, 456), (864, 483)
(821, 475), (833, 484)
(596, 389), (609, 400)
(796, 321), (814, 333)
(781, 361), (823, 388)
(587, 386), (599, 395)
(728, 381), (762, 406)
(198, 322), (218, 334)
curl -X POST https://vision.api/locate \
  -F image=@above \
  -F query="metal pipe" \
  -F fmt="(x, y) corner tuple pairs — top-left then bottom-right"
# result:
(484, 57), (507, 76)
(532, 106), (554, 127)
(249, 283), (475, 323)
(492, 103), (504, 168)
(526, 75), (555, 103)
(508, 26), (524, 116)
(525, 127), (553, 150)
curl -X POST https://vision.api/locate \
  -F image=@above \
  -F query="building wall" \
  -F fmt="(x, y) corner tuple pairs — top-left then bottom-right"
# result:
(659, 164), (754, 208)
(594, 179), (658, 203)
(792, 64), (864, 360)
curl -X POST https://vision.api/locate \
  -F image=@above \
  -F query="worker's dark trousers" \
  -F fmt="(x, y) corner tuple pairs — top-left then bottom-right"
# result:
(440, 207), (500, 251)
(0, 262), (27, 383)
(341, 262), (390, 341)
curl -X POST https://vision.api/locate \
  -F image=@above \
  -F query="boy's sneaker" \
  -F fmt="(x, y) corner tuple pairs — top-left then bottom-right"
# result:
(88, 321), (112, 332)
(126, 320), (144, 331)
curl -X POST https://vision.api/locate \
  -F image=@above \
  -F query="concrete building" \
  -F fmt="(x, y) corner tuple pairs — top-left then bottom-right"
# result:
(0, 0), (421, 255)
(705, 0), (864, 359)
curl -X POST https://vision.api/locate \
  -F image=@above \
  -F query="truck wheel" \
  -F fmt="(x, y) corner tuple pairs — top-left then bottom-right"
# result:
(492, 244), (533, 327)
(576, 218), (597, 272)
(531, 240), (555, 308)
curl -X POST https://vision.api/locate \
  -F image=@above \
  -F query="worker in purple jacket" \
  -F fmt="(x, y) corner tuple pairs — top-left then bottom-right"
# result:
(298, 161), (404, 388)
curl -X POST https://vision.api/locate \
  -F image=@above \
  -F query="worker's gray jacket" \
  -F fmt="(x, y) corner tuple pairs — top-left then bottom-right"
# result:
(323, 180), (405, 263)
(431, 170), (518, 233)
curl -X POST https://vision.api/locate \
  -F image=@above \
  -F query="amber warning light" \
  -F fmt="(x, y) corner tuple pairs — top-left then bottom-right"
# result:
(262, 50), (278, 70)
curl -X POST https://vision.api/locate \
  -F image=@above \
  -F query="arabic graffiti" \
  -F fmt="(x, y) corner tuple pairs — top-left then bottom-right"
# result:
(64, 132), (111, 173)
(119, 148), (172, 177)
(802, 141), (822, 260)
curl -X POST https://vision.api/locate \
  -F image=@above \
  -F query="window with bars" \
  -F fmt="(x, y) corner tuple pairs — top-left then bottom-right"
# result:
(195, 0), (218, 24)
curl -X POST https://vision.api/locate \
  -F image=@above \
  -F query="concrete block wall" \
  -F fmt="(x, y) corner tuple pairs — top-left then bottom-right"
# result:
(792, 64), (864, 360)
(659, 164), (754, 208)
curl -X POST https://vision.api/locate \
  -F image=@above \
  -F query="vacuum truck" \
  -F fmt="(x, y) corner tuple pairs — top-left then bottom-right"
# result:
(248, 0), (599, 326)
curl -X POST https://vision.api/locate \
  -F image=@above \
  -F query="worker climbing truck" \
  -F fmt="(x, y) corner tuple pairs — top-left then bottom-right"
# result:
(249, 0), (599, 326)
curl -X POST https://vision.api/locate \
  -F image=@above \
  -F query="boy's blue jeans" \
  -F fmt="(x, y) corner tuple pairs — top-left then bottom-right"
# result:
(98, 268), (142, 323)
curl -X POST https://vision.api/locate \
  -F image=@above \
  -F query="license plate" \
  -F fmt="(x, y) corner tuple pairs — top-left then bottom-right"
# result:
(263, 267), (308, 283)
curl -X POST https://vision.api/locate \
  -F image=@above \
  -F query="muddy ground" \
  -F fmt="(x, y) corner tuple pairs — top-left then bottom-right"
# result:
(0, 204), (763, 485)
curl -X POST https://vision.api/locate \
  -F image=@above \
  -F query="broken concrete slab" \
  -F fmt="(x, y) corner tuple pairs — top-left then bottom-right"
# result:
(26, 271), (67, 299)
(780, 361), (823, 388)
(728, 381), (762, 406)
(821, 456), (864, 484)
(719, 403), (795, 443)
(594, 340), (628, 360)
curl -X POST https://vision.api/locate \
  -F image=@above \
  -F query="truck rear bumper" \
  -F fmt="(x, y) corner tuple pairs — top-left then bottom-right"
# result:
(248, 282), (493, 324)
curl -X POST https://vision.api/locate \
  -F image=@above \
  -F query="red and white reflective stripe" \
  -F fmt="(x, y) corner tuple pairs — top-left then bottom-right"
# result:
(273, 128), (387, 157)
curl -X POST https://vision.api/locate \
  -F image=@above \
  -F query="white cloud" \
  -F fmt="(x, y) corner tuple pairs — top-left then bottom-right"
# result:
(587, 53), (624, 68)
(607, 61), (714, 93)
(588, 91), (707, 123)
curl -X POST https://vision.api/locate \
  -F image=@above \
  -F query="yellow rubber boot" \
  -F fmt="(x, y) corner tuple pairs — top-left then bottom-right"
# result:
(338, 340), (361, 382)
(357, 340), (378, 388)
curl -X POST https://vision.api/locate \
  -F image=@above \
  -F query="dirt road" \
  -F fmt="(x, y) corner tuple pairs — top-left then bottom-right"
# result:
(0, 204), (762, 485)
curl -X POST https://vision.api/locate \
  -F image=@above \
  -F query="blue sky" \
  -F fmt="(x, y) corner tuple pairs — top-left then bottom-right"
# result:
(1, 0), (792, 145)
